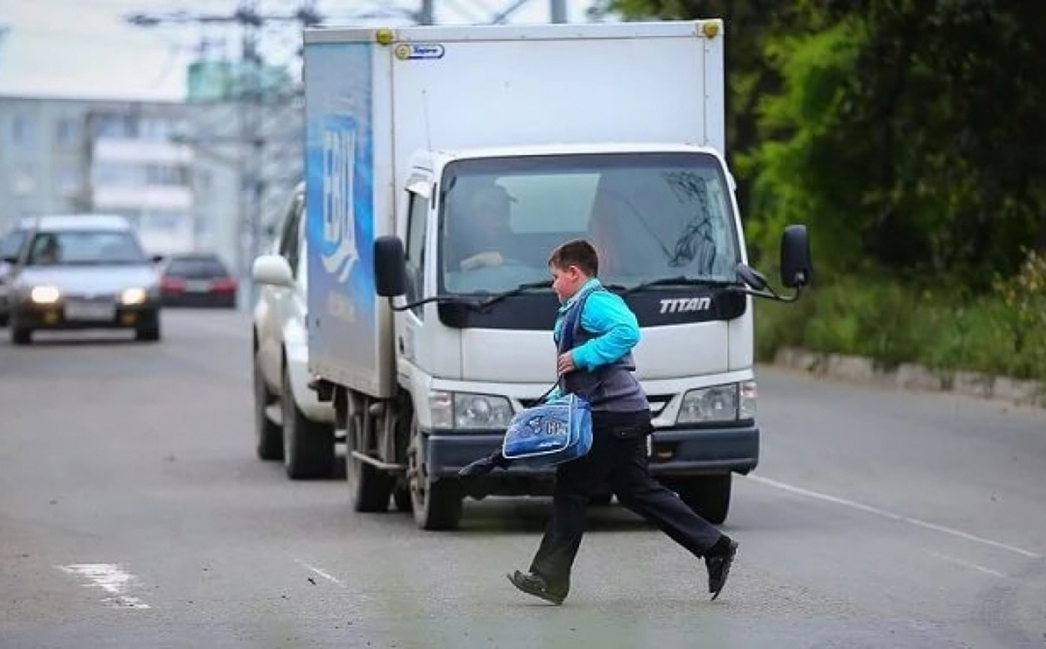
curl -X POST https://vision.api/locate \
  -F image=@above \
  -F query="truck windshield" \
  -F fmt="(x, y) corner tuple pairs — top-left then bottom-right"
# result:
(438, 152), (740, 295)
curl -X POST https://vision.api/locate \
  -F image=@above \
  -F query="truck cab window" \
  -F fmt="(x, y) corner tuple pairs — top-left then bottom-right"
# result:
(405, 190), (427, 317)
(439, 152), (740, 295)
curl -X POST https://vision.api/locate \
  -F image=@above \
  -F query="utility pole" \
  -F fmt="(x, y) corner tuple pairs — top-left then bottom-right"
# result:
(550, 0), (567, 23)
(126, 1), (322, 305)
(419, 0), (435, 25)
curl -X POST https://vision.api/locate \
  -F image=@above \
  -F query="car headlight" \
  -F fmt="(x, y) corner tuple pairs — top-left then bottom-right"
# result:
(30, 285), (61, 304)
(677, 381), (757, 424)
(120, 287), (147, 305)
(429, 390), (514, 430)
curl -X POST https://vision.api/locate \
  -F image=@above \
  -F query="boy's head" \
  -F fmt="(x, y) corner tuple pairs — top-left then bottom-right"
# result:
(548, 239), (599, 302)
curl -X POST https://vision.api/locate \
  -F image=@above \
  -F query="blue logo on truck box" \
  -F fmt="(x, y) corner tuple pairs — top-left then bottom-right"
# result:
(320, 118), (359, 283)
(304, 41), (376, 373)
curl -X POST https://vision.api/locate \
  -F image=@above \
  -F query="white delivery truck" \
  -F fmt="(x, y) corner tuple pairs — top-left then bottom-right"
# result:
(304, 20), (811, 530)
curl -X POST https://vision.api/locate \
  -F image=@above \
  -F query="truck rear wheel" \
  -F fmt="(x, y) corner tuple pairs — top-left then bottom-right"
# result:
(345, 400), (392, 512)
(407, 414), (462, 531)
(674, 474), (732, 525)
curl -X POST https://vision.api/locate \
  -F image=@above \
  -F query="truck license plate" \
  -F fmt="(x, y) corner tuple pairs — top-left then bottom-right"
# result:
(65, 301), (115, 321)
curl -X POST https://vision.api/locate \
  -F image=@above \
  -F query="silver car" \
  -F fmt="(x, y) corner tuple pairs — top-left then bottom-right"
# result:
(2, 215), (162, 344)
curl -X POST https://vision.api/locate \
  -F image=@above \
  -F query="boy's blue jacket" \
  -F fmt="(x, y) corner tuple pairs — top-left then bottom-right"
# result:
(548, 278), (640, 399)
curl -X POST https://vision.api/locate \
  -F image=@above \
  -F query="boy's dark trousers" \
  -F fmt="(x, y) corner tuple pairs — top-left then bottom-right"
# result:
(528, 409), (724, 596)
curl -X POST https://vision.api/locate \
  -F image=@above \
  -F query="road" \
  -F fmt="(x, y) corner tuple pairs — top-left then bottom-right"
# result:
(1, 310), (1043, 649)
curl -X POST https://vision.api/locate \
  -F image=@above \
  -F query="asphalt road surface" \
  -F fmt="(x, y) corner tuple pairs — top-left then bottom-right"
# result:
(1, 310), (1043, 649)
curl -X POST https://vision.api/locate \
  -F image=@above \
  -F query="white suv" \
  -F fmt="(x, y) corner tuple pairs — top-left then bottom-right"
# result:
(251, 183), (336, 479)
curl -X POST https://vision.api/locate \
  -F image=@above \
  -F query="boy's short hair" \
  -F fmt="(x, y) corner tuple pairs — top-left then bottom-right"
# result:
(548, 239), (599, 277)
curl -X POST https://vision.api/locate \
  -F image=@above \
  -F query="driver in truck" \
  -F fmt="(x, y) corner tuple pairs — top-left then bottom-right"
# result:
(445, 182), (516, 271)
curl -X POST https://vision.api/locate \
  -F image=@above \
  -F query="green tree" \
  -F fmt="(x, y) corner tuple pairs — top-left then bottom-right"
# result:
(751, 1), (1046, 282)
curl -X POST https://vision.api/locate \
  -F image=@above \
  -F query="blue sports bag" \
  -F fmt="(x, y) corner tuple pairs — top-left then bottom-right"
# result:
(501, 393), (593, 468)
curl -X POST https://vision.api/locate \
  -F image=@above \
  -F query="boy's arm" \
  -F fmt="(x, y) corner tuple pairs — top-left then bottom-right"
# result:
(570, 292), (640, 370)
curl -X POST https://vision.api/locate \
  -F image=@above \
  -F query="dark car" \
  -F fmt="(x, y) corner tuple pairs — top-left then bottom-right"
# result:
(159, 253), (238, 308)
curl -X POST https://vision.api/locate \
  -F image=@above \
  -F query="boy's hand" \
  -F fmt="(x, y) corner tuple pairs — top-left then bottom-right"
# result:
(556, 352), (576, 375)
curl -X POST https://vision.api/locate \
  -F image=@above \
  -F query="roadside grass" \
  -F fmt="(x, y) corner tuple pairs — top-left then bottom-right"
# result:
(753, 252), (1046, 381)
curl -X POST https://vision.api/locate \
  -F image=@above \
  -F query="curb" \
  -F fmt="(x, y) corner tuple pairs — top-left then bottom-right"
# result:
(772, 347), (1046, 409)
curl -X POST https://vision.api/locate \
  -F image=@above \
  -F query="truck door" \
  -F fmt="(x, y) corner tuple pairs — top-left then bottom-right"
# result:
(394, 180), (431, 383)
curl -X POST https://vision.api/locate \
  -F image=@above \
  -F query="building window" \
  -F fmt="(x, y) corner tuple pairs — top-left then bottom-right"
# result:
(139, 118), (171, 141)
(10, 115), (36, 147)
(10, 167), (35, 196)
(145, 164), (189, 186)
(94, 114), (137, 139)
(93, 162), (143, 186)
(59, 169), (82, 196)
(142, 211), (188, 233)
(55, 118), (81, 148)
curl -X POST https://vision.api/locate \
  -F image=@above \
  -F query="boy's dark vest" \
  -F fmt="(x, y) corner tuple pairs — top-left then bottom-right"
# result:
(557, 287), (648, 413)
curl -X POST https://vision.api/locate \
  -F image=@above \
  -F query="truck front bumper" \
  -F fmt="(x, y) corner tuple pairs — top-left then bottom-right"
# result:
(425, 423), (759, 495)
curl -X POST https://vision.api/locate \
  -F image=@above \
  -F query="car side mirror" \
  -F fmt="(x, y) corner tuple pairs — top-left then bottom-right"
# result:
(151, 254), (164, 264)
(780, 224), (812, 289)
(374, 236), (407, 297)
(1, 255), (17, 265)
(251, 254), (294, 288)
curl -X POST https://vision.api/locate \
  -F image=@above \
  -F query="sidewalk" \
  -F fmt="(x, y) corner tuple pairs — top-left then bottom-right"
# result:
(772, 347), (1046, 409)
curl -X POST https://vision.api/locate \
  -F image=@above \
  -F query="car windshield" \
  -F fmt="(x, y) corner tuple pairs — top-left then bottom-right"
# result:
(25, 230), (148, 266)
(438, 152), (740, 294)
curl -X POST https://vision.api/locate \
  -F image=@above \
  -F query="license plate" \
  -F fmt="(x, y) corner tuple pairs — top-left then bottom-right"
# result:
(185, 280), (211, 292)
(65, 301), (116, 321)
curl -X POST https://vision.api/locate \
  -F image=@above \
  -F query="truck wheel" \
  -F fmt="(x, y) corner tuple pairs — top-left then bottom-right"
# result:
(281, 365), (335, 480)
(407, 414), (462, 531)
(345, 403), (392, 512)
(253, 354), (283, 461)
(675, 474), (732, 525)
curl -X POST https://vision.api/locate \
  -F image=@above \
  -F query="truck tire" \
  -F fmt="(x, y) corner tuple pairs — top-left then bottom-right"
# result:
(281, 365), (335, 480)
(407, 414), (462, 531)
(345, 403), (393, 512)
(674, 474), (732, 525)
(253, 354), (283, 461)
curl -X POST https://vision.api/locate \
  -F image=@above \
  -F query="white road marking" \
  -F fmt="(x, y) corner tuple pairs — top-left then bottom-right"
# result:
(295, 559), (347, 588)
(929, 552), (1009, 579)
(746, 475), (1041, 559)
(59, 563), (151, 609)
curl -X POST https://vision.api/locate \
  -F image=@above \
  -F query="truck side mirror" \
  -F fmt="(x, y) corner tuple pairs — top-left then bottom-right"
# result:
(374, 236), (407, 297)
(780, 225), (811, 289)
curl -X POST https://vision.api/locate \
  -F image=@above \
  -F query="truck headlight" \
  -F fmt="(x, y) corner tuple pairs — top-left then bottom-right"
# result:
(429, 390), (514, 430)
(30, 285), (61, 304)
(677, 381), (757, 424)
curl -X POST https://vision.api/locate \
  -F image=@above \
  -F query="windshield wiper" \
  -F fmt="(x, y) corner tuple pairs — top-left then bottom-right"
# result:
(477, 280), (552, 308)
(387, 280), (551, 313)
(619, 275), (737, 295)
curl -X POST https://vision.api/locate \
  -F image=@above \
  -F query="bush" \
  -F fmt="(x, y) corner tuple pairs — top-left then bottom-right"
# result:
(754, 254), (1046, 382)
